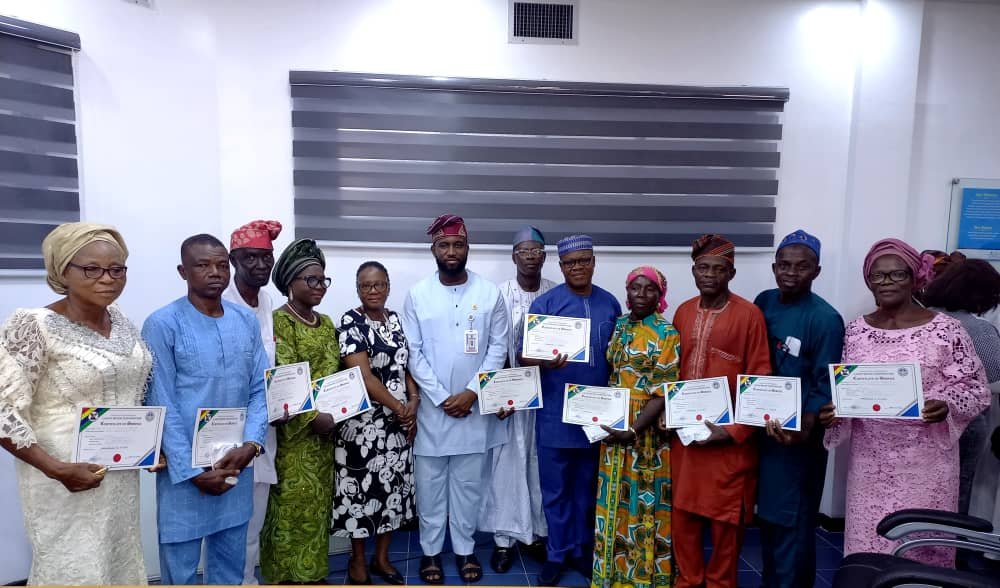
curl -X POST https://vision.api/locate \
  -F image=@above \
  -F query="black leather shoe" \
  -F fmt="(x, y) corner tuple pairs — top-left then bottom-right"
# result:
(369, 559), (404, 585)
(537, 561), (564, 586)
(490, 546), (515, 573)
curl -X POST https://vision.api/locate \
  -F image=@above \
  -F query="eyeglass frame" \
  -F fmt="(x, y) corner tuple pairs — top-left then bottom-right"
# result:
(514, 248), (545, 258)
(293, 276), (332, 289)
(357, 281), (389, 293)
(867, 269), (911, 284)
(559, 256), (595, 269)
(66, 262), (128, 280)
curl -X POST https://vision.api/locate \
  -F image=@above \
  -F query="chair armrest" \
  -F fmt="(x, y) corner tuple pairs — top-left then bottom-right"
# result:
(877, 508), (993, 536)
(871, 562), (999, 588)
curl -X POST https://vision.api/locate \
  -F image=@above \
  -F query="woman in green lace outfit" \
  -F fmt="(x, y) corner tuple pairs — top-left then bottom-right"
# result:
(260, 239), (340, 584)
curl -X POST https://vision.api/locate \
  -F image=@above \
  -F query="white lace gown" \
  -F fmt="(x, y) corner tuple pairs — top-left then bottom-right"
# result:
(0, 305), (152, 585)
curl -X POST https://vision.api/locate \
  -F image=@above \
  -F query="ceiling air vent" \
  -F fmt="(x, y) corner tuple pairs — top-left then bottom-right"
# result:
(509, 0), (578, 45)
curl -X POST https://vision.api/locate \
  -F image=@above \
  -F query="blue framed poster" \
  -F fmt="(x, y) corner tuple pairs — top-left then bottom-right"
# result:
(956, 187), (1000, 250)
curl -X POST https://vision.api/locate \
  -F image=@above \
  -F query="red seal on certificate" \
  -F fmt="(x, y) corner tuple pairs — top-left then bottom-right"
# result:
(763, 414), (770, 421)
(283, 403), (288, 411)
(341, 407), (348, 413)
(696, 414), (703, 421)
(507, 399), (514, 406)
(591, 416), (598, 422)
(113, 454), (122, 463)
(873, 404), (881, 412)
(552, 349), (559, 355)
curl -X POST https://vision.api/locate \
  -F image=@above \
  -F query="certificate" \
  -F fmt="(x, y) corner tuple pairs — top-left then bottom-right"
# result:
(562, 384), (630, 430)
(522, 314), (590, 363)
(663, 377), (733, 428)
(734, 375), (802, 431)
(312, 366), (372, 423)
(829, 363), (924, 418)
(73, 406), (165, 470)
(191, 408), (246, 468)
(264, 361), (315, 422)
(477, 366), (542, 415)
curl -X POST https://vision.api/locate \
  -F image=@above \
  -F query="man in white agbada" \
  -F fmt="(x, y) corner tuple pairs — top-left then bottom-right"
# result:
(479, 226), (554, 573)
(222, 219), (282, 585)
(402, 214), (509, 584)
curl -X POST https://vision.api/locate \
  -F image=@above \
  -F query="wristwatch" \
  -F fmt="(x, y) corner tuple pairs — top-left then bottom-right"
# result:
(245, 441), (264, 457)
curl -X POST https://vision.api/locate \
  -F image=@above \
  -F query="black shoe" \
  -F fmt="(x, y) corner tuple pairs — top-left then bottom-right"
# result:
(369, 559), (404, 585)
(537, 561), (564, 586)
(456, 553), (484, 583)
(521, 540), (548, 563)
(490, 546), (515, 573)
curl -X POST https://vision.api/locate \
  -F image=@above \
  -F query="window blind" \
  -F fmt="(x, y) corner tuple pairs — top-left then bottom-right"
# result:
(290, 71), (787, 247)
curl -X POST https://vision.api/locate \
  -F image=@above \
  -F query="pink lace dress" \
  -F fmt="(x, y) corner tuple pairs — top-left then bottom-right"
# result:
(824, 313), (989, 567)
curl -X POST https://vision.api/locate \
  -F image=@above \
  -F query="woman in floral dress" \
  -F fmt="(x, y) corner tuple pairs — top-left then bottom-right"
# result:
(335, 261), (419, 585)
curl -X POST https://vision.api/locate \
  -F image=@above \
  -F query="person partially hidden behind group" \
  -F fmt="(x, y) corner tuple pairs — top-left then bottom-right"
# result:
(820, 238), (989, 567)
(334, 261), (419, 585)
(260, 238), (340, 584)
(0, 223), (156, 585)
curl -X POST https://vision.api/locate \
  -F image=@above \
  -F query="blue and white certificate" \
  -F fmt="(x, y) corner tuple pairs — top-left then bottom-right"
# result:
(522, 314), (591, 363)
(312, 366), (372, 423)
(73, 406), (165, 470)
(477, 366), (542, 415)
(264, 361), (314, 423)
(562, 384), (629, 430)
(191, 408), (246, 468)
(829, 363), (924, 419)
(734, 375), (802, 431)
(663, 377), (733, 428)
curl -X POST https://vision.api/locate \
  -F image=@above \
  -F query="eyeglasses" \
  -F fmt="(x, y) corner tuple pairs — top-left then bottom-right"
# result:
(67, 263), (127, 280)
(559, 256), (594, 269)
(867, 270), (910, 284)
(514, 248), (545, 258)
(357, 281), (388, 293)
(294, 276), (332, 289)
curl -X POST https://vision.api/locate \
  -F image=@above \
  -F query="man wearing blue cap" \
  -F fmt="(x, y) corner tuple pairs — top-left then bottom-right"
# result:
(479, 226), (555, 572)
(753, 230), (844, 588)
(522, 235), (621, 585)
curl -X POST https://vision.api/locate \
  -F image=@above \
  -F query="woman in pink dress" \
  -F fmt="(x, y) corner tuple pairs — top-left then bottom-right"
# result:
(819, 238), (989, 567)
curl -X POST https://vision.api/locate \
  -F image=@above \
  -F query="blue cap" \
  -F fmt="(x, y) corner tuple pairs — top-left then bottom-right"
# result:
(777, 229), (821, 260)
(513, 226), (545, 248)
(557, 234), (594, 256)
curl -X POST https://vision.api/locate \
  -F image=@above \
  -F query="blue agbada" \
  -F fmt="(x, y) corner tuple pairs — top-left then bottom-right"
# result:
(753, 289), (844, 586)
(530, 283), (622, 448)
(143, 298), (269, 543)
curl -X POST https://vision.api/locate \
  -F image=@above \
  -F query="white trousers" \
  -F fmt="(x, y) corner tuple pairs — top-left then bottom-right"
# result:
(242, 481), (271, 584)
(415, 453), (488, 556)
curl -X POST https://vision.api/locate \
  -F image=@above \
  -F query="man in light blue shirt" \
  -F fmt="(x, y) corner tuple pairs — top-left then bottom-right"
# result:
(143, 234), (268, 585)
(402, 215), (509, 584)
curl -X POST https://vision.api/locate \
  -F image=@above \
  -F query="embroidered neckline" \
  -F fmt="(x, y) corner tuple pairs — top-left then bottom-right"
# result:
(40, 305), (138, 357)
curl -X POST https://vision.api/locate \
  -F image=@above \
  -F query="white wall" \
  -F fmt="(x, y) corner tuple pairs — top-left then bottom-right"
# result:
(0, 0), (998, 582)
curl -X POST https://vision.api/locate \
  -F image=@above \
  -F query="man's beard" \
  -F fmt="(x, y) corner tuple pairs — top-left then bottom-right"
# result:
(436, 256), (467, 277)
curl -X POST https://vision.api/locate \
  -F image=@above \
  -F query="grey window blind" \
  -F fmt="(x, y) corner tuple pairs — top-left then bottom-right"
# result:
(290, 71), (787, 247)
(0, 16), (81, 270)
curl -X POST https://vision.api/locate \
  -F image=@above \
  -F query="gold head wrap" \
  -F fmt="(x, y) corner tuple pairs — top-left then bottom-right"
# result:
(41, 222), (128, 294)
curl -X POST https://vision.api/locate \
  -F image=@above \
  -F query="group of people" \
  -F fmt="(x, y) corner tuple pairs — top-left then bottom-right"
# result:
(0, 214), (997, 588)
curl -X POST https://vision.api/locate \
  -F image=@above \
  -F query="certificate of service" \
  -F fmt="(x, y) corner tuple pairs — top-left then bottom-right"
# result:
(191, 408), (246, 468)
(477, 366), (542, 415)
(734, 375), (802, 431)
(264, 361), (314, 422)
(73, 406), (166, 470)
(312, 366), (372, 423)
(663, 377), (734, 428)
(522, 314), (591, 363)
(562, 384), (630, 430)
(829, 363), (924, 418)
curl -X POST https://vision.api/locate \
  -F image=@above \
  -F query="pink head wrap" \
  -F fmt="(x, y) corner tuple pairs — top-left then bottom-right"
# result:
(862, 238), (935, 290)
(626, 265), (668, 313)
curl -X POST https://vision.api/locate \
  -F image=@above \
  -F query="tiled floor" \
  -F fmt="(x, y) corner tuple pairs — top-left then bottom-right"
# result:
(304, 526), (845, 587)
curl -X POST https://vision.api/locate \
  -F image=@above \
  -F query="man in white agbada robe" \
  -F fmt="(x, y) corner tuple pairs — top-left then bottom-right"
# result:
(479, 226), (554, 573)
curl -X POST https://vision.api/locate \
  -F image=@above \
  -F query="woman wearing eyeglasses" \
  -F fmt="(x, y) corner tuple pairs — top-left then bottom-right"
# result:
(260, 239), (340, 584)
(0, 223), (156, 585)
(332, 261), (419, 585)
(819, 238), (989, 567)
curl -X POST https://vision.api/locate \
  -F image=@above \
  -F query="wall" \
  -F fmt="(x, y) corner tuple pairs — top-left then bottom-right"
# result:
(0, 0), (998, 582)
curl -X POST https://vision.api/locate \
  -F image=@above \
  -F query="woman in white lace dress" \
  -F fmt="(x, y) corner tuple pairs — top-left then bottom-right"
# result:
(0, 223), (153, 585)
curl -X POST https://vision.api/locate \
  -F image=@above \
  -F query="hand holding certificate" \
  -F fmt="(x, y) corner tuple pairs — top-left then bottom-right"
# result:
(562, 384), (630, 430)
(312, 366), (372, 423)
(522, 314), (591, 363)
(73, 406), (166, 470)
(477, 366), (542, 415)
(829, 363), (924, 418)
(735, 375), (802, 431)
(662, 377), (733, 429)
(264, 361), (314, 422)
(191, 408), (247, 468)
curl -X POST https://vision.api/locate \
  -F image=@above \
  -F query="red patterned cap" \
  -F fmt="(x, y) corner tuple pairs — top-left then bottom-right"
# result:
(231, 220), (282, 251)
